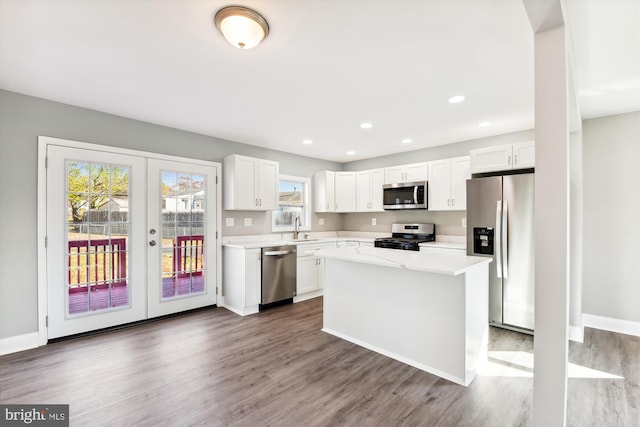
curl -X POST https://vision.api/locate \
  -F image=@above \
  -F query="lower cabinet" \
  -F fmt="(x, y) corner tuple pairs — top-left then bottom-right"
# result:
(222, 246), (261, 316)
(295, 242), (335, 301)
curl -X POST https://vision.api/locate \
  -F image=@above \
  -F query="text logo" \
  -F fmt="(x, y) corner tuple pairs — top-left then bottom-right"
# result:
(1, 405), (69, 426)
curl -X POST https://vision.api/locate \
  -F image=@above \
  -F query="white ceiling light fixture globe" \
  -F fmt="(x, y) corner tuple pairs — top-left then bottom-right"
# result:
(214, 6), (269, 49)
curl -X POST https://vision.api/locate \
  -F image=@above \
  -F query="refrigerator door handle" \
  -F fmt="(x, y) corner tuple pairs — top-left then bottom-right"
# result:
(502, 200), (509, 278)
(495, 200), (502, 278)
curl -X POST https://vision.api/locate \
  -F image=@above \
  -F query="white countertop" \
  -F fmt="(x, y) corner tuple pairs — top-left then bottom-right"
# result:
(317, 246), (490, 276)
(420, 241), (466, 250)
(222, 237), (358, 249)
(222, 232), (467, 251)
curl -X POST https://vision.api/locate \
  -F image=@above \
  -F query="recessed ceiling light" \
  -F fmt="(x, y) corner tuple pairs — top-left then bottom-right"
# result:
(448, 95), (465, 104)
(478, 121), (492, 128)
(302, 139), (313, 145)
(360, 122), (373, 129)
(347, 150), (356, 155)
(401, 138), (412, 144)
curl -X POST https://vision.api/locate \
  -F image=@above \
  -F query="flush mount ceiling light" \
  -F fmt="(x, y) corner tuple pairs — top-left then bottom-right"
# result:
(302, 139), (313, 145)
(214, 6), (269, 49)
(401, 138), (412, 144)
(478, 121), (492, 128)
(448, 95), (465, 104)
(360, 122), (373, 129)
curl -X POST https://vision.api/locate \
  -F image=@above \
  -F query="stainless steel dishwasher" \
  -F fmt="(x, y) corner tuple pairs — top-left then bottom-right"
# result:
(261, 245), (297, 309)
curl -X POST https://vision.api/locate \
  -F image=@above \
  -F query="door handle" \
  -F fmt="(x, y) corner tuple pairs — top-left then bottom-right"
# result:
(264, 250), (292, 256)
(495, 200), (502, 278)
(149, 240), (157, 247)
(502, 200), (509, 278)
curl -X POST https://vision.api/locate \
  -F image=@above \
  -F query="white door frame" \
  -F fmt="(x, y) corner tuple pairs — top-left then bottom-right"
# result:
(37, 136), (222, 345)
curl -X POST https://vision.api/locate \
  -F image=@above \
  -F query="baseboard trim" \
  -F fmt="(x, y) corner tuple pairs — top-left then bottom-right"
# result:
(582, 313), (640, 337)
(568, 325), (584, 343)
(0, 332), (40, 356)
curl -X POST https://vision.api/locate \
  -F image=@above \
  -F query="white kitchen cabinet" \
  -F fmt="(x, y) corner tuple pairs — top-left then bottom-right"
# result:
(428, 156), (470, 211)
(223, 154), (279, 211)
(334, 172), (356, 212)
(296, 256), (318, 295)
(356, 168), (384, 212)
(512, 141), (535, 169)
(384, 162), (428, 184)
(313, 171), (335, 212)
(469, 141), (535, 174)
(295, 242), (335, 301)
(222, 247), (261, 315)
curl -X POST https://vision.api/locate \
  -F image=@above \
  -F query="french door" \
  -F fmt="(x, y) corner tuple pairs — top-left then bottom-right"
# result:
(46, 143), (218, 339)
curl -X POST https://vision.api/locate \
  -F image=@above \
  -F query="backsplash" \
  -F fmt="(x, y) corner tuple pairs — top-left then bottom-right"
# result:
(222, 210), (465, 237)
(222, 211), (343, 236)
(341, 211), (467, 236)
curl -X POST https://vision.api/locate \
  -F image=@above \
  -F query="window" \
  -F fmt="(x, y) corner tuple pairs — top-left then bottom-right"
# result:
(272, 175), (311, 232)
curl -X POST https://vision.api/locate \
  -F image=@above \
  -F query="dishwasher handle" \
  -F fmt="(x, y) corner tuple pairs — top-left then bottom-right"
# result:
(263, 250), (293, 256)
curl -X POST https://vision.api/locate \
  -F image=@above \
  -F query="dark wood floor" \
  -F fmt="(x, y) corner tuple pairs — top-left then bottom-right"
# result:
(1, 297), (638, 426)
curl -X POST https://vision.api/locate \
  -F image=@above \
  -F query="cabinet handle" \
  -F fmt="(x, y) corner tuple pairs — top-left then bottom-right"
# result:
(451, 198), (455, 206)
(255, 198), (259, 206)
(508, 155), (512, 166)
(514, 154), (518, 165)
(326, 202), (329, 210)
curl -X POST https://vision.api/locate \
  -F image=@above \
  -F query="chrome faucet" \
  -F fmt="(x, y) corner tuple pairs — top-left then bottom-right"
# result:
(294, 216), (301, 239)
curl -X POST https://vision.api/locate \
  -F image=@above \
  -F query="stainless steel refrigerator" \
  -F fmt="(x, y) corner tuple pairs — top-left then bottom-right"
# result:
(466, 172), (534, 333)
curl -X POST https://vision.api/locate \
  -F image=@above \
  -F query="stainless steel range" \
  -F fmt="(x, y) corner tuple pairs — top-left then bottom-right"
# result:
(374, 223), (435, 251)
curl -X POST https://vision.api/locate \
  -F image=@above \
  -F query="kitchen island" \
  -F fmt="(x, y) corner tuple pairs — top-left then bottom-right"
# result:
(318, 246), (491, 386)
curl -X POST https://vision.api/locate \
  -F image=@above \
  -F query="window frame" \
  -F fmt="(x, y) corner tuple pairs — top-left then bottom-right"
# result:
(271, 174), (311, 233)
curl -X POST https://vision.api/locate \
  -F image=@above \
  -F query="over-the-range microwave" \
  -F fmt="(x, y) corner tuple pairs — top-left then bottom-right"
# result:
(382, 181), (428, 210)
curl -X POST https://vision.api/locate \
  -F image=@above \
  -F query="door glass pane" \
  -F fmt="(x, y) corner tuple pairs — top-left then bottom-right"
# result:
(66, 161), (130, 317)
(160, 170), (206, 300)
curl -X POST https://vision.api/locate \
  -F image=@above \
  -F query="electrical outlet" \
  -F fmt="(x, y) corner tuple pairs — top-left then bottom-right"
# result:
(319, 218), (325, 225)
(244, 218), (252, 227)
(372, 218), (377, 226)
(462, 217), (467, 228)
(225, 217), (234, 227)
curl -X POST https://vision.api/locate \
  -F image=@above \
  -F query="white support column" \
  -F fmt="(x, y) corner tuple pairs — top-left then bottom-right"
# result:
(532, 23), (571, 427)
(569, 130), (584, 342)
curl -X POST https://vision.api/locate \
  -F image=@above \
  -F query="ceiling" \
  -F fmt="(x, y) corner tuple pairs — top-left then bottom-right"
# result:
(0, 0), (638, 162)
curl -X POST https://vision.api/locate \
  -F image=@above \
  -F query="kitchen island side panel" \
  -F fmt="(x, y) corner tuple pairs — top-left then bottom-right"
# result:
(323, 258), (488, 386)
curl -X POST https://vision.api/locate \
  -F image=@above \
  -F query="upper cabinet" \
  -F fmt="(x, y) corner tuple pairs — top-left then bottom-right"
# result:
(313, 171), (335, 213)
(428, 156), (470, 211)
(512, 141), (535, 169)
(223, 154), (279, 211)
(470, 141), (535, 174)
(384, 162), (428, 184)
(356, 168), (385, 212)
(334, 172), (356, 212)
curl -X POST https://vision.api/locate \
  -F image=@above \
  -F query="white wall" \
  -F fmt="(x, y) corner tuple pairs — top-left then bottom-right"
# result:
(582, 112), (640, 324)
